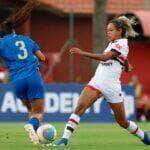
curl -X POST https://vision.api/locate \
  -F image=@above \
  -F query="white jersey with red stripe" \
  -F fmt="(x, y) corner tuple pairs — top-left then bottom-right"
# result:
(104, 38), (129, 64)
(88, 38), (129, 103)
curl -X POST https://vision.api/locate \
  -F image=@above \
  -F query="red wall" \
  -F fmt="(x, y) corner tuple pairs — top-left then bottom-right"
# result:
(121, 42), (150, 94)
(31, 11), (93, 83)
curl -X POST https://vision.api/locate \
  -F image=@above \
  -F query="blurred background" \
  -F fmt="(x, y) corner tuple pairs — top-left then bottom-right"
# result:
(0, 0), (150, 122)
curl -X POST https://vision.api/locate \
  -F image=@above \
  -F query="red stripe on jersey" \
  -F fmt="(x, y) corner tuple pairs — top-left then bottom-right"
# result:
(118, 56), (126, 64)
(86, 85), (101, 94)
(69, 119), (79, 125)
(131, 127), (139, 134)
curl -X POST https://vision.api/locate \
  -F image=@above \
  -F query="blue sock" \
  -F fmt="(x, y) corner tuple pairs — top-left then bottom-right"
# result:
(28, 117), (40, 131)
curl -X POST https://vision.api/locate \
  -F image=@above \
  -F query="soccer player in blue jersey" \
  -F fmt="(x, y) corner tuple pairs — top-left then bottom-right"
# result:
(0, 22), (45, 144)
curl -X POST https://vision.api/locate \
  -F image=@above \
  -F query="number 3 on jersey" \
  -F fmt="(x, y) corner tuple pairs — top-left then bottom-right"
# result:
(15, 41), (28, 60)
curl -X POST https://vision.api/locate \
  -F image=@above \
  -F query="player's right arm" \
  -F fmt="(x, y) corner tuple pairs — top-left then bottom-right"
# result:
(70, 47), (120, 62)
(29, 37), (46, 62)
(35, 50), (46, 62)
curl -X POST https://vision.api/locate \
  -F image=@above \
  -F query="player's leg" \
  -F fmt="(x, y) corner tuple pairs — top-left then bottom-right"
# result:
(26, 71), (45, 128)
(22, 99), (41, 144)
(29, 99), (44, 128)
(22, 99), (32, 117)
(13, 79), (32, 117)
(109, 102), (150, 144)
(13, 79), (33, 117)
(24, 71), (45, 144)
(57, 86), (101, 146)
(22, 99), (43, 128)
(24, 99), (44, 145)
(12, 78), (39, 144)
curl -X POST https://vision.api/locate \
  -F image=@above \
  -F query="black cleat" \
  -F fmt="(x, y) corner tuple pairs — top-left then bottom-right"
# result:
(142, 131), (150, 145)
(56, 138), (68, 146)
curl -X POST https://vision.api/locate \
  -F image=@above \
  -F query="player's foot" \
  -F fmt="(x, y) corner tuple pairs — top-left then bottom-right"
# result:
(142, 131), (150, 145)
(56, 138), (68, 146)
(24, 124), (39, 145)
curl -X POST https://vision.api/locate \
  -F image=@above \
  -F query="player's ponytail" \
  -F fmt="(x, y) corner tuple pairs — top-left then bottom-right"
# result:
(110, 16), (138, 38)
(118, 16), (138, 37)
(0, 0), (39, 36)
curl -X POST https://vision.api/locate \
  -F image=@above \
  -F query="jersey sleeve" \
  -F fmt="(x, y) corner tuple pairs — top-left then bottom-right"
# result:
(32, 41), (40, 53)
(28, 37), (41, 53)
(111, 40), (129, 57)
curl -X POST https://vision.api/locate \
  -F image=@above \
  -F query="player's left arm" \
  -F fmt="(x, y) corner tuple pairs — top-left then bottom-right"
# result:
(35, 50), (46, 62)
(70, 47), (120, 61)
(124, 59), (133, 72)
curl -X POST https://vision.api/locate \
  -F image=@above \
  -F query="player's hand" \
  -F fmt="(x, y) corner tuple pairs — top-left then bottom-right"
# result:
(70, 47), (84, 55)
(124, 64), (133, 72)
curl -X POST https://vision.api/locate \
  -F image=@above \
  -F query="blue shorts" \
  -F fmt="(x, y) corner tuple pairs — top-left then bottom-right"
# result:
(13, 71), (45, 102)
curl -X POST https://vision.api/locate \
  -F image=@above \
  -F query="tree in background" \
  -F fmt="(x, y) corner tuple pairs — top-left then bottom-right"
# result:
(93, 0), (107, 69)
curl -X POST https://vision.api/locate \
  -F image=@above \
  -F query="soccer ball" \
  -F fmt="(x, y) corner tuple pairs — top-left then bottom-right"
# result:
(37, 124), (57, 144)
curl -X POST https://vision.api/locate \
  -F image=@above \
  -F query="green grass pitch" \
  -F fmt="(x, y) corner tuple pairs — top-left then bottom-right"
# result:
(0, 122), (150, 150)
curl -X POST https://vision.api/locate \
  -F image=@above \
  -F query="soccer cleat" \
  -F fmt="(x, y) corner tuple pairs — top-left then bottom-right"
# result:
(24, 124), (39, 145)
(56, 138), (68, 146)
(142, 131), (150, 145)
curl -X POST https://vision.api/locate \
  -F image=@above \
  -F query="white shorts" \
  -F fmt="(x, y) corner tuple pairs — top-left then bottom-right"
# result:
(87, 61), (124, 103)
(87, 77), (123, 104)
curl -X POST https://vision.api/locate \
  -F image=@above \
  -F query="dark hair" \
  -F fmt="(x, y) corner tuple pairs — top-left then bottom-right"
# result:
(0, 30), (5, 38)
(0, 1), (39, 37)
(109, 16), (138, 37)
(1, 21), (14, 36)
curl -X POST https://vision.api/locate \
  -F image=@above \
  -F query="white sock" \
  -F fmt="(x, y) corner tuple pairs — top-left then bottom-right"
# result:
(62, 113), (80, 139)
(127, 121), (144, 140)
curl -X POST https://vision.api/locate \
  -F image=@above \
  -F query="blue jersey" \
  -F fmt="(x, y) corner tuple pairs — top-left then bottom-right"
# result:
(0, 33), (40, 81)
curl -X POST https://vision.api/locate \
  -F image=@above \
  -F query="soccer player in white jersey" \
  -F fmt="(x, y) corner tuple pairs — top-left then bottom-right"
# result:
(56, 16), (150, 146)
